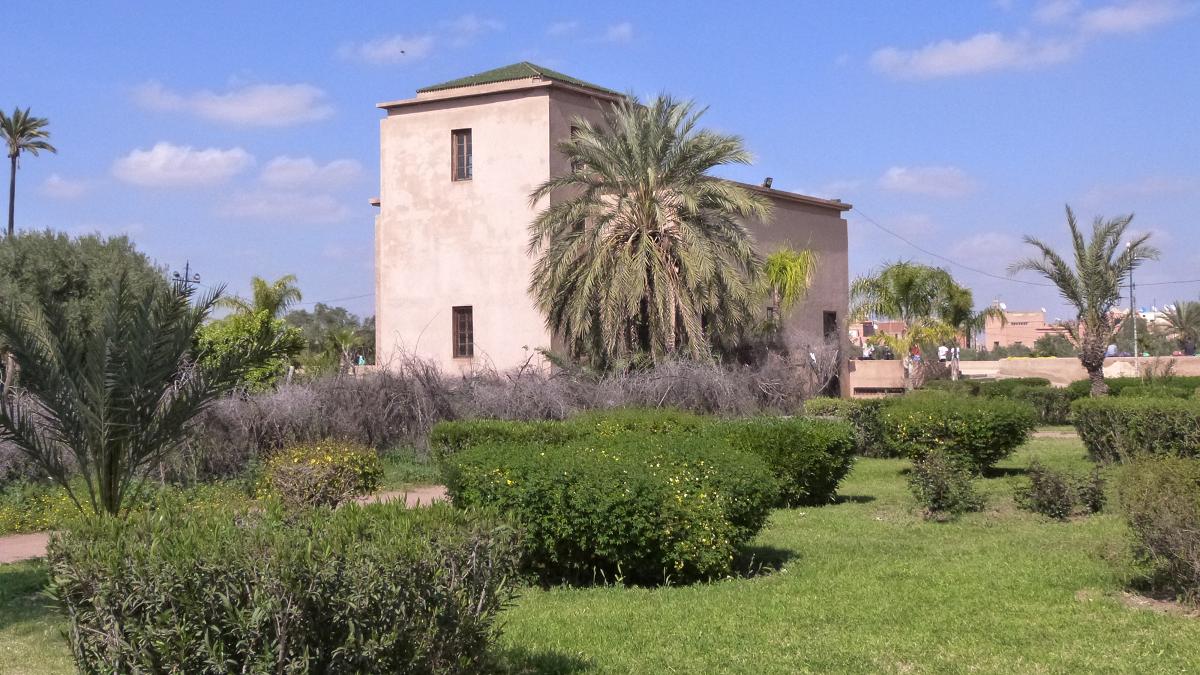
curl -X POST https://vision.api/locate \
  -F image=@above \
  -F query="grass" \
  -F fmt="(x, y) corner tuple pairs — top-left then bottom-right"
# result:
(379, 448), (441, 490)
(4, 429), (1199, 673)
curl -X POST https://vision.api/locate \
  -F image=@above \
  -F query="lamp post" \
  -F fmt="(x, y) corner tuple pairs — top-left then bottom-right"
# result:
(1128, 242), (1138, 373)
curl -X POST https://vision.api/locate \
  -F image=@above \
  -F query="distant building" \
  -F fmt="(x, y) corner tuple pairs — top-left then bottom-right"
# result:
(983, 307), (1068, 350)
(372, 62), (852, 372)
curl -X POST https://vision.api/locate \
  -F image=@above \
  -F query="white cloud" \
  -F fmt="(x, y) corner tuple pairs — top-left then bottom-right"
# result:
(601, 22), (634, 43)
(260, 156), (363, 189)
(547, 20), (580, 37)
(1033, 0), (1081, 24)
(443, 14), (503, 46)
(112, 142), (253, 188)
(41, 174), (91, 199)
(338, 34), (435, 65)
(871, 32), (1078, 79)
(1079, 0), (1191, 34)
(948, 232), (1024, 262)
(133, 81), (333, 127)
(879, 166), (977, 197)
(218, 190), (351, 224)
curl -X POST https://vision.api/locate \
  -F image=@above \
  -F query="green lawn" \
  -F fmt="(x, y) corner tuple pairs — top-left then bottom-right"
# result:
(4, 431), (1199, 673)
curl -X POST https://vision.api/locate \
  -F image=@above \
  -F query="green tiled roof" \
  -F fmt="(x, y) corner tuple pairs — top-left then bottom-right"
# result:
(417, 62), (620, 95)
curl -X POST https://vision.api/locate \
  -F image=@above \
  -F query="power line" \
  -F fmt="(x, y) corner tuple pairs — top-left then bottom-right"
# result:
(850, 207), (1055, 287)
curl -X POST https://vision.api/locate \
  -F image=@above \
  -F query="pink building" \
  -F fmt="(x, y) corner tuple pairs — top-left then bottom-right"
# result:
(372, 63), (852, 372)
(983, 308), (1068, 349)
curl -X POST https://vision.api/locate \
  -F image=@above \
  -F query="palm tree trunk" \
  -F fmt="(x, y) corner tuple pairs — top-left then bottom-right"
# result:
(7, 154), (17, 239)
(1085, 363), (1108, 397)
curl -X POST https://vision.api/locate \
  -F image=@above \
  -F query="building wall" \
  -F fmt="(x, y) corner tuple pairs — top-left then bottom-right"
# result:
(376, 81), (851, 373)
(376, 89), (554, 373)
(984, 310), (1066, 349)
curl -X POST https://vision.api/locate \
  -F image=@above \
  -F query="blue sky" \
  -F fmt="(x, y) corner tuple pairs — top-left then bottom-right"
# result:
(3, 0), (1198, 319)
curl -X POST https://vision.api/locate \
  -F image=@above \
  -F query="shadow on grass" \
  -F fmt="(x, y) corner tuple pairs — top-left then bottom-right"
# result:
(982, 466), (1028, 478)
(732, 545), (799, 578)
(0, 561), (57, 631)
(833, 494), (876, 505)
(492, 647), (591, 674)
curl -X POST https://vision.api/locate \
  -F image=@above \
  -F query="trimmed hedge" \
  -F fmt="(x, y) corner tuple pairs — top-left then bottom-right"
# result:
(716, 417), (855, 506)
(1117, 456), (1200, 599)
(1067, 376), (1200, 400)
(48, 497), (520, 673)
(1072, 397), (1200, 462)
(444, 431), (778, 584)
(976, 378), (1052, 397)
(803, 398), (889, 456)
(881, 393), (1037, 470)
(922, 378), (1072, 425)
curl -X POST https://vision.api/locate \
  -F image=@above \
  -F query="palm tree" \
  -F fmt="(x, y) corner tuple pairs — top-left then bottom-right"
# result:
(1, 108), (57, 238)
(0, 277), (268, 515)
(851, 261), (966, 389)
(1164, 300), (1200, 352)
(326, 326), (363, 374)
(219, 274), (302, 319)
(940, 285), (1006, 350)
(1009, 206), (1159, 396)
(763, 246), (819, 326)
(528, 94), (769, 367)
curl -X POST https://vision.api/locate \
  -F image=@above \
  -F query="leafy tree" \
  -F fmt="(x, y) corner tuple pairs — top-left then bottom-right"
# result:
(1, 108), (56, 238)
(1164, 300), (1200, 352)
(939, 285), (1006, 349)
(284, 303), (375, 376)
(218, 274), (302, 319)
(1009, 206), (1159, 396)
(528, 94), (768, 367)
(0, 279), (269, 516)
(1033, 333), (1075, 357)
(1114, 315), (1173, 357)
(196, 311), (305, 390)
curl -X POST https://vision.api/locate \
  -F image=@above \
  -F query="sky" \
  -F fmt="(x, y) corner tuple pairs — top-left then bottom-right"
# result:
(3, 0), (1198, 321)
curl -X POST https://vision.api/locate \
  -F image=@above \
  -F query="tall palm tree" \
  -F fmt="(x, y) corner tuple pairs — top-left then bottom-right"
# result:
(1009, 206), (1159, 396)
(763, 246), (818, 324)
(1, 108), (57, 238)
(218, 274), (302, 319)
(1164, 299), (1200, 352)
(528, 94), (768, 367)
(940, 284), (1007, 350)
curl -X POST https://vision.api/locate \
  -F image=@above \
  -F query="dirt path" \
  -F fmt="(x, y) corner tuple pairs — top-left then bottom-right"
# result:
(0, 485), (449, 565)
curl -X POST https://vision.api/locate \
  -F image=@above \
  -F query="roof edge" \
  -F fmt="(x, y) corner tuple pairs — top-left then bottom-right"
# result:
(724, 179), (852, 212)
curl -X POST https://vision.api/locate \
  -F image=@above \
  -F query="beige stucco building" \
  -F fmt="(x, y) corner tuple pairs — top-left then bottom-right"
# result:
(983, 308), (1069, 349)
(373, 63), (852, 372)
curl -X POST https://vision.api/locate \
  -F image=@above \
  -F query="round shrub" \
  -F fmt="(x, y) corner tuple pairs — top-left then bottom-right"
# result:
(444, 431), (779, 585)
(260, 441), (383, 508)
(715, 417), (855, 506)
(882, 394), (1037, 471)
(1015, 460), (1105, 520)
(1072, 397), (1200, 462)
(47, 497), (520, 673)
(907, 449), (984, 519)
(803, 397), (889, 456)
(1116, 456), (1200, 599)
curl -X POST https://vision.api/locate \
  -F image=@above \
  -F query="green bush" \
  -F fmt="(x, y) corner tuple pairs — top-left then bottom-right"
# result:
(1072, 397), (1200, 462)
(976, 378), (1052, 398)
(882, 394), (1037, 471)
(1015, 460), (1105, 520)
(1067, 376), (1200, 400)
(715, 417), (855, 506)
(1116, 456), (1200, 600)
(444, 431), (778, 584)
(259, 441), (383, 508)
(921, 379), (981, 396)
(1005, 385), (1074, 425)
(48, 497), (520, 673)
(1116, 384), (1193, 399)
(804, 397), (889, 456)
(908, 449), (984, 519)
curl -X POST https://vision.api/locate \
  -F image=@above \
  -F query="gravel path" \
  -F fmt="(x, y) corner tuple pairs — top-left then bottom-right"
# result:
(0, 485), (449, 565)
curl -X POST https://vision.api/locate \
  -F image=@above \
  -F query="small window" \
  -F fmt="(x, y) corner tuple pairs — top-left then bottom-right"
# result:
(451, 129), (472, 181)
(452, 306), (474, 358)
(569, 126), (581, 172)
(823, 311), (838, 340)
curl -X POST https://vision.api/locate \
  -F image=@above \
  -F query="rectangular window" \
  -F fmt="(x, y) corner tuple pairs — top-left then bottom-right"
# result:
(452, 306), (474, 358)
(823, 311), (838, 341)
(451, 129), (472, 181)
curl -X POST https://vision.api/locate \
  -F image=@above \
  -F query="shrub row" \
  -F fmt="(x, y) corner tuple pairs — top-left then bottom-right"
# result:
(443, 431), (778, 584)
(48, 497), (519, 674)
(803, 398), (888, 456)
(881, 393), (1037, 471)
(923, 377), (1072, 425)
(1072, 397), (1200, 462)
(432, 409), (856, 507)
(1065, 375), (1200, 400)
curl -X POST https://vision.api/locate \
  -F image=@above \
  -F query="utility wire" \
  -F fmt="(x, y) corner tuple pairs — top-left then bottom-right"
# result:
(850, 206), (1055, 287)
